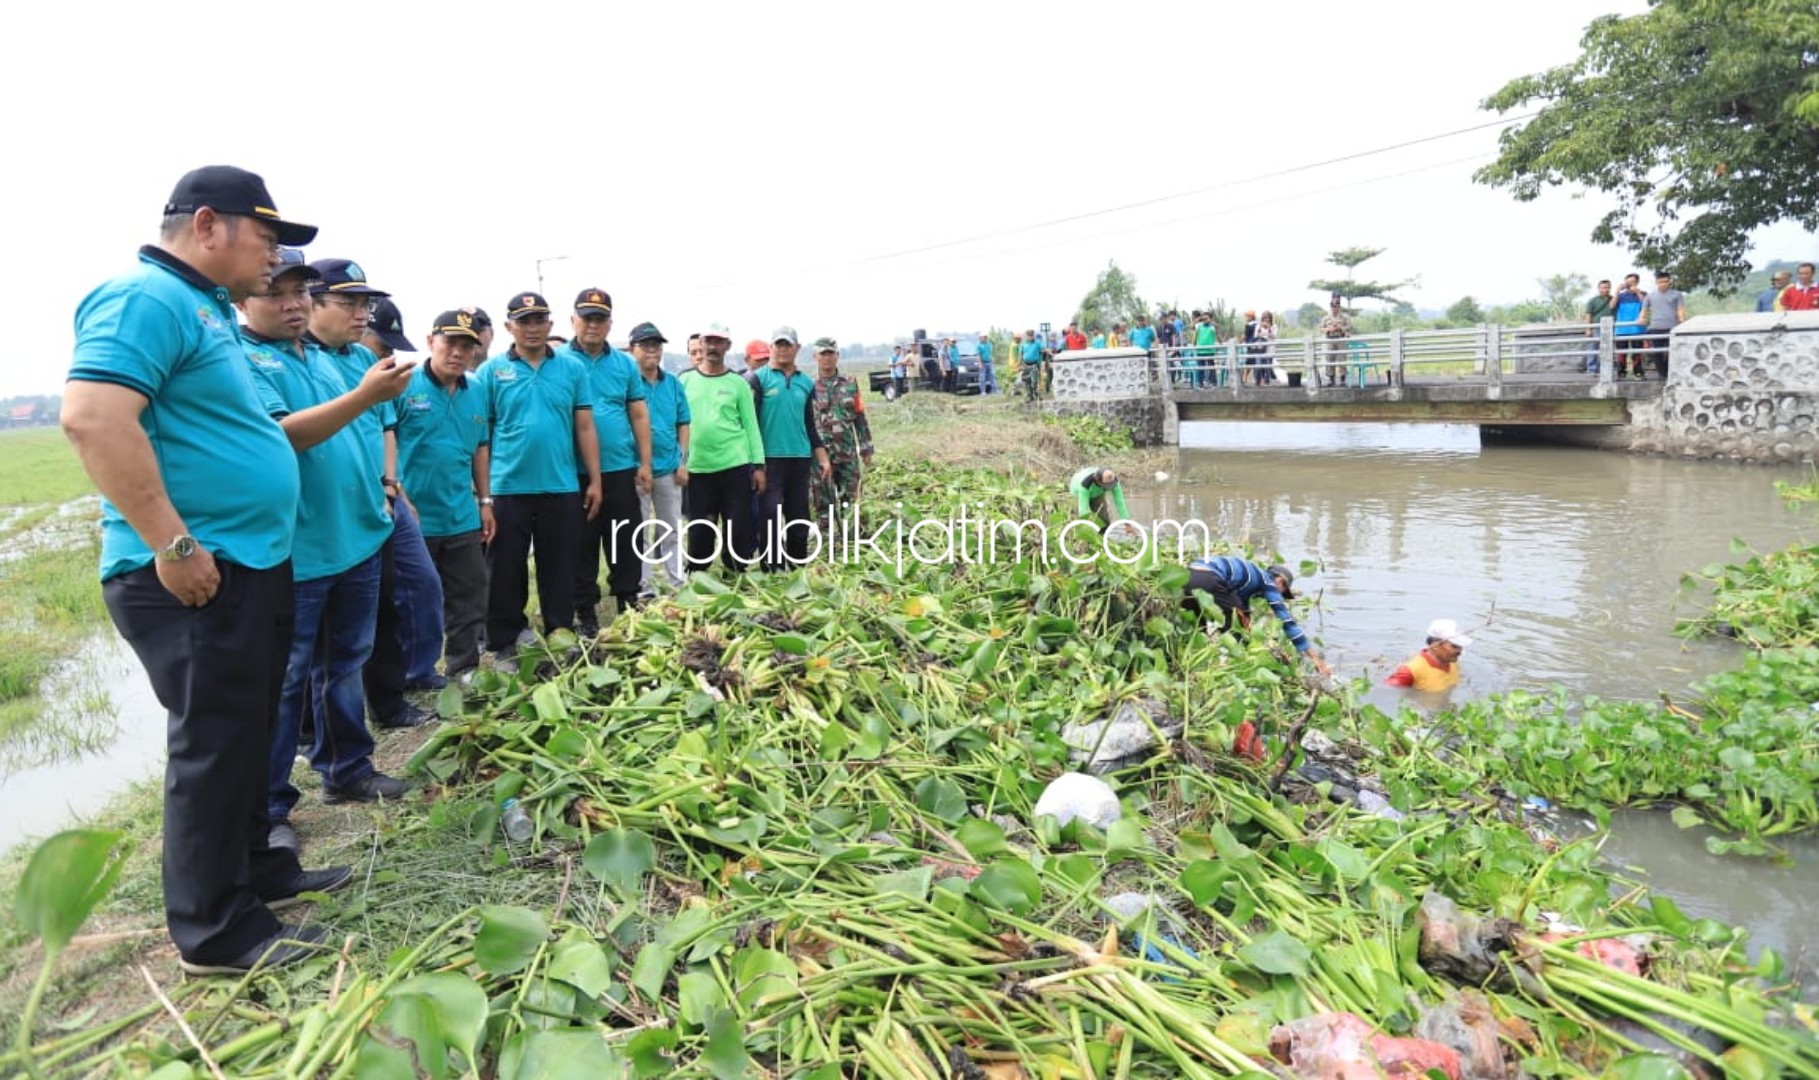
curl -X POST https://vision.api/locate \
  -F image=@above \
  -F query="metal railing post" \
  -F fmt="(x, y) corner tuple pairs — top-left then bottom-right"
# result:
(1598, 317), (1615, 387)
(1485, 324), (1503, 389)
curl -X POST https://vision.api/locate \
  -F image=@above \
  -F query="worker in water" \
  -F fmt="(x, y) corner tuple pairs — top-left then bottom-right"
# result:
(1069, 466), (1132, 527)
(1182, 555), (1332, 677)
(1384, 618), (1470, 691)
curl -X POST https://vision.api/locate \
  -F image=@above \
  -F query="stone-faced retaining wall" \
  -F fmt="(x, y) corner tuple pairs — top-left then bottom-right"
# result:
(1045, 350), (1168, 447)
(1626, 313), (1819, 463)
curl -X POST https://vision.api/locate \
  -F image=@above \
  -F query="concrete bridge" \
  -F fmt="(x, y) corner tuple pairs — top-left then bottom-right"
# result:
(1045, 313), (1819, 464)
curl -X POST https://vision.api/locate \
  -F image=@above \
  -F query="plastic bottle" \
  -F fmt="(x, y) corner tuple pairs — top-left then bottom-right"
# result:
(501, 799), (533, 843)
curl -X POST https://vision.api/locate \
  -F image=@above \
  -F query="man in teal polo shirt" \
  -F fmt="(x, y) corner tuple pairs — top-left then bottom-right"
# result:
(390, 310), (493, 679)
(251, 261), (417, 848)
(627, 322), (689, 594)
(563, 288), (652, 632)
(752, 326), (830, 569)
(480, 291), (602, 660)
(63, 165), (348, 975)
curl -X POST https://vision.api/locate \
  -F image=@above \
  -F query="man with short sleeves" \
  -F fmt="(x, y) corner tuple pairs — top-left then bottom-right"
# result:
(975, 333), (997, 394)
(681, 324), (765, 572)
(563, 288), (651, 631)
(1582, 280), (1614, 374)
(481, 292), (602, 660)
(1757, 270), (1792, 313)
(391, 311), (494, 680)
(1640, 272), (1686, 380)
(62, 166), (349, 975)
(251, 259), (417, 844)
(629, 322), (689, 594)
(1777, 263), (1818, 312)
(752, 326), (830, 569)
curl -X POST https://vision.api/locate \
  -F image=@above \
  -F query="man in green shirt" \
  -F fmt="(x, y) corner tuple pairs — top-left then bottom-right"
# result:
(681, 324), (766, 572)
(1582, 279), (1615, 375)
(1068, 466), (1132, 527)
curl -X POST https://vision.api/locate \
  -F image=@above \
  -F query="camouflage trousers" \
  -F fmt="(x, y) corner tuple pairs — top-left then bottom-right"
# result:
(812, 457), (864, 524)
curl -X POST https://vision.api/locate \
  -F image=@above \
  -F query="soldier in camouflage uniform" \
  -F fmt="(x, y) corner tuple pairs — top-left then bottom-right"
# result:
(808, 338), (874, 525)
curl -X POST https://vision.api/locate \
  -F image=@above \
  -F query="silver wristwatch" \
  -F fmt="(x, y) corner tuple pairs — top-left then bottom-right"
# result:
(157, 535), (199, 562)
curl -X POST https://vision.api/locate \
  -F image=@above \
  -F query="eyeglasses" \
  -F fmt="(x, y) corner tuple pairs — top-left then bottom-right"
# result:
(323, 295), (377, 313)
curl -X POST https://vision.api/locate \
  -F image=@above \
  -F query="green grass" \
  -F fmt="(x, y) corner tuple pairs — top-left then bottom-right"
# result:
(0, 427), (90, 508)
(0, 542), (108, 749)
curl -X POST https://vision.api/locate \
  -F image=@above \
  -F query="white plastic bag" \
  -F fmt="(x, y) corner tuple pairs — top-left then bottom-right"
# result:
(1034, 772), (1122, 829)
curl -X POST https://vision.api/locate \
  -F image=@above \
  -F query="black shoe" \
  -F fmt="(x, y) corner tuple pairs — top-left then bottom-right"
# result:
(266, 865), (354, 912)
(375, 703), (433, 730)
(268, 821), (299, 853)
(406, 674), (448, 692)
(322, 771), (409, 805)
(575, 616), (600, 637)
(614, 593), (643, 613)
(179, 923), (331, 977)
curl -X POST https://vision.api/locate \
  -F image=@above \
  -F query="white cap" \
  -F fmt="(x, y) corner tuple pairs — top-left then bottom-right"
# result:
(1426, 619), (1472, 648)
(697, 321), (733, 341)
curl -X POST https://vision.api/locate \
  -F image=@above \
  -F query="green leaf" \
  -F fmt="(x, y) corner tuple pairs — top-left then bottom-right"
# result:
(1647, 895), (1694, 937)
(497, 1029), (627, 1080)
(684, 691), (716, 719)
(701, 1008), (750, 1080)
(771, 632), (811, 655)
(1668, 806), (1704, 830)
(582, 828), (658, 896)
(1602, 1054), (1696, 1080)
(677, 971), (725, 1028)
(147, 1064), (200, 1080)
(973, 857), (1042, 915)
(1316, 839), (1369, 882)
(15, 829), (125, 957)
(627, 1025), (679, 1078)
(732, 946), (799, 1009)
(532, 681), (570, 722)
(914, 775), (968, 824)
(353, 972), (488, 1080)
(434, 683), (465, 721)
(1237, 930), (1313, 977)
(955, 817), (1009, 859)
(1105, 817), (1147, 854)
(1179, 859), (1231, 907)
(629, 942), (676, 1003)
(872, 866), (934, 901)
(1052, 853), (1101, 889)
(547, 935), (616, 1000)
(474, 905), (549, 976)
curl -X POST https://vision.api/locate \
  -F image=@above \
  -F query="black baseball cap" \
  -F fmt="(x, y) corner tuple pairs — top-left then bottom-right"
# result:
(368, 298), (417, 352)
(432, 310), (484, 342)
(574, 288), (613, 315)
(307, 258), (390, 297)
(272, 248), (320, 282)
(628, 321), (667, 345)
(506, 292), (551, 320)
(460, 306), (492, 331)
(163, 165), (317, 246)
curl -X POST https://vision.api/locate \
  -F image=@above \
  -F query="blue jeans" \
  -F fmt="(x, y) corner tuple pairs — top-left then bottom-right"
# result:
(979, 360), (997, 394)
(270, 551), (381, 821)
(389, 498), (445, 686)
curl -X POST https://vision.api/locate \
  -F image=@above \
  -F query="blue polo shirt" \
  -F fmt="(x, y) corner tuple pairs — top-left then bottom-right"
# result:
(387, 364), (491, 538)
(640, 368), (692, 474)
(1129, 326), (1157, 350)
(752, 367), (820, 459)
(480, 346), (592, 495)
(243, 339), (392, 582)
(564, 342), (646, 473)
(68, 248), (301, 581)
(1020, 340), (1042, 364)
(304, 335), (391, 465)
(976, 340), (994, 365)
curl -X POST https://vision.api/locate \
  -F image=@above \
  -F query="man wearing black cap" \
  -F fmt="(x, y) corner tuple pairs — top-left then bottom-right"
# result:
(306, 264), (446, 726)
(363, 298), (416, 362)
(627, 322), (690, 595)
(562, 288), (653, 630)
(460, 307), (493, 371)
(1181, 555), (1331, 677)
(62, 166), (349, 974)
(478, 292), (602, 659)
(391, 311), (494, 680)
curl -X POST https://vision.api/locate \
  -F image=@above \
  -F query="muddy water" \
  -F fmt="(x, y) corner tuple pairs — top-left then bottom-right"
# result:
(1147, 422), (1816, 979)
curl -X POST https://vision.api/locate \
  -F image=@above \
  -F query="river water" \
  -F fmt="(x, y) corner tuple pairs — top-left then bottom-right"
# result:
(1150, 422), (1817, 982)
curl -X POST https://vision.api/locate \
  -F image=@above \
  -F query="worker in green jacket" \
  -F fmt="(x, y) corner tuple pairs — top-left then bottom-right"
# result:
(1068, 466), (1131, 527)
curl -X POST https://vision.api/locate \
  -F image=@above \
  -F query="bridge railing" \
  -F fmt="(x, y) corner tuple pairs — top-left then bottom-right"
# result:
(1152, 318), (1670, 391)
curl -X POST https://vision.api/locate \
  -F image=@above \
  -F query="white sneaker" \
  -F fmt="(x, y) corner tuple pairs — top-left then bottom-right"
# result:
(514, 628), (538, 647)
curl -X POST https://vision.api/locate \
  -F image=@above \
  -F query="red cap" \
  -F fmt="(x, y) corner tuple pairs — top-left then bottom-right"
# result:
(745, 340), (772, 361)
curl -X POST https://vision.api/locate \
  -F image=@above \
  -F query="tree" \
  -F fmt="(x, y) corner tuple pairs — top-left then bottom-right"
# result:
(1475, 0), (1819, 290)
(1073, 261), (1147, 332)
(1293, 302), (1324, 330)
(1537, 272), (1592, 321)
(1307, 246), (1415, 308)
(1445, 296), (1485, 324)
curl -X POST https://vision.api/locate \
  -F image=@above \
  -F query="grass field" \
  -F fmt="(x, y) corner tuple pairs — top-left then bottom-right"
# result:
(0, 426), (92, 509)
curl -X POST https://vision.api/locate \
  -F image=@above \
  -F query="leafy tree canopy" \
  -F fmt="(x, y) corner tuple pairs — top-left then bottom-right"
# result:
(1475, 0), (1819, 290)
(1074, 261), (1148, 332)
(1308, 245), (1415, 308)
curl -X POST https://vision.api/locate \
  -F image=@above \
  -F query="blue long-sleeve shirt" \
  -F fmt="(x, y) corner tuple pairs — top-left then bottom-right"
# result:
(1189, 555), (1310, 654)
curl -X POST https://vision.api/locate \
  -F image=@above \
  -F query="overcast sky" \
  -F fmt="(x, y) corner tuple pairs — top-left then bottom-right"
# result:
(3, 0), (1813, 395)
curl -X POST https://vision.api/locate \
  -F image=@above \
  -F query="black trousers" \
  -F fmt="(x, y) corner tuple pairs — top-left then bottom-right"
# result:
(575, 469), (644, 617)
(684, 465), (756, 574)
(103, 559), (303, 963)
(425, 529), (487, 674)
(487, 491), (580, 648)
(1182, 567), (1251, 634)
(760, 456), (815, 568)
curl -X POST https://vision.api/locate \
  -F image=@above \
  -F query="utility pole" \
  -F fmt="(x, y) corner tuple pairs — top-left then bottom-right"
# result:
(535, 254), (570, 296)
